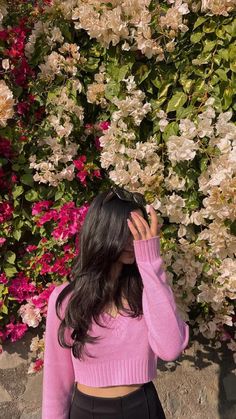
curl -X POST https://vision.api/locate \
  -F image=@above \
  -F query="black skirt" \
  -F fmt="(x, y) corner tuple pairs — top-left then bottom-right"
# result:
(69, 381), (166, 419)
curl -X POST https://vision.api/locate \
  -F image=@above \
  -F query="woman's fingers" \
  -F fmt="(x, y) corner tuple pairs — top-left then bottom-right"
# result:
(148, 205), (159, 237)
(127, 205), (161, 241)
(127, 219), (140, 240)
(130, 213), (152, 240)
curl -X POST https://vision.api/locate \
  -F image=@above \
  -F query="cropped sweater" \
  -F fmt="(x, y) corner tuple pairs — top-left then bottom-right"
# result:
(42, 236), (189, 419)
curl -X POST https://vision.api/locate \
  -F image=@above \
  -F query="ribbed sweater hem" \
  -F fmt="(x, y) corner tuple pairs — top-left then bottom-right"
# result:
(73, 357), (157, 387)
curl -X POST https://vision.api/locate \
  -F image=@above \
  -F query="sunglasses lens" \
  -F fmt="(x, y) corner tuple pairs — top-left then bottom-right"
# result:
(133, 193), (146, 206)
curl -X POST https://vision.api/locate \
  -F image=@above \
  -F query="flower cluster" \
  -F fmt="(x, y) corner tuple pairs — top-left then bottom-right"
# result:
(0, 80), (15, 127)
(201, 0), (236, 15)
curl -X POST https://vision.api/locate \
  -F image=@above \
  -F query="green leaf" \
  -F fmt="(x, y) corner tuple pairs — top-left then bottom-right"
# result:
(203, 40), (216, 53)
(166, 92), (188, 113)
(4, 265), (18, 278)
(223, 86), (233, 108)
(203, 20), (216, 33)
(6, 251), (16, 264)
(117, 65), (130, 82)
(215, 68), (228, 81)
(230, 220), (236, 236)
(55, 189), (65, 201)
(1, 304), (8, 315)
(105, 81), (120, 101)
(83, 57), (100, 72)
(13, 230), (22, 241)
(229, 45), (236, 61)
(135, 64), (151, 85)
(185, 192), (199, 210)
(190, 32), (204, 43)
(21, 174), (34, 187)
(219, 49), (229, 61)
(193, 17), (206, 30)
(12, 185), (24, 200)
(176, 105), (194, 119)
(200, 156), (209, 172)
(158, 82), (172, 99)
(215, 28), (225, 39)
(163, 122), (179, 142)
(230, 62), (236, 73)
(162, 225), (178, 239)
(25, 190), (39, 202)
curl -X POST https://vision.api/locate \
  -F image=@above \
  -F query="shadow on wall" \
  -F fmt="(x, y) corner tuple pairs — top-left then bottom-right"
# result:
(157, 333), (236, 419)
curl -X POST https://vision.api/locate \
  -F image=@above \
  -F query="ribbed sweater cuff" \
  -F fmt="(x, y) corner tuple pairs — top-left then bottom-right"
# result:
(133, 236), (160, 262)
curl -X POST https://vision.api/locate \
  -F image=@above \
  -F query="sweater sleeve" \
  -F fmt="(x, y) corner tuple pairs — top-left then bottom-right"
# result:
(133, 235), (189, 361)
(42, 285), (75, 419)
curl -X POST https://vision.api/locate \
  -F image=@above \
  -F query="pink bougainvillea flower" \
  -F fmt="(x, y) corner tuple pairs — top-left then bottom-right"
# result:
(99, 121), (110, 131)
(0, 238), (6, 246)
(0, 328), (7, 343)
(0, 201), (14, 223)
(25, 244), (38, 253)
(73, 155), (86, 171)
(0, 137), (14, 159)
(51, 202), (86, 240)
(94, 136), (102, 150)
(36, 209), (58, 227)
(32, 200), (54, 216)
(91, 169), (102, 179)
(17, 101), (30, 115)
(0, 273), (8, 284)
(28, 358), (44, 374)
(76, 170), (88, 186)
(5, 321), (28, 342)
(33, 358), (44, 371)
(11, 173), (18, 183)
(31, 284), (55, 311)
(8, 272), (37, 303)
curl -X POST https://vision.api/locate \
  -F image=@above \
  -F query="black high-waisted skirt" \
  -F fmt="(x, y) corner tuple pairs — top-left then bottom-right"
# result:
(69, 381), (166, 419)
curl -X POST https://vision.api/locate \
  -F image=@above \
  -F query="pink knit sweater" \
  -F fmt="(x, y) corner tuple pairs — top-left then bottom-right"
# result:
(42, 236), (189, 418)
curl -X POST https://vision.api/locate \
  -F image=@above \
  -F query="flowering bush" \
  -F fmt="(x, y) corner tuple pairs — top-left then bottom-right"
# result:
(0, 0), (235, 372)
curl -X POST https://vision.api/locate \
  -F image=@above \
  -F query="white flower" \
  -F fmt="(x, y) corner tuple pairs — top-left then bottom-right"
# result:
(2, 59), (9, 70)
(18, 302), (42, 328)
(167, 135), (199, 162)
(0, 80), (15, 127)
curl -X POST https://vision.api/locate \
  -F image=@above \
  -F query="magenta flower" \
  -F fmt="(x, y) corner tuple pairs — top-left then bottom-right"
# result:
(0, 273), (8, 284)
(0, 202), (14, 223)
(36, 209), (58, 227)
(8, 273), (37, 303)
(31, 284), (55, 310)
(73, 155), (86, 171)
(99, 121), (110, 130)
(94, 136), (102, 150)
(0, 238), (6, 246)
(25, 244), (38, 253)
(5, 322), (28, 342)
(32, 200), (54, 216)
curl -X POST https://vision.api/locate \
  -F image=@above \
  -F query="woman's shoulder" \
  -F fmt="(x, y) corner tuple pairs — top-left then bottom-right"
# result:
(51, 281), (70, 297)
(48, 281), (72, 311)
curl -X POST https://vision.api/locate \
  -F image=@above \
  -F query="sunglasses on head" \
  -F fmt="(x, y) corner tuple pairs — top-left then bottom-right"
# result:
(103, 186), (146, 207)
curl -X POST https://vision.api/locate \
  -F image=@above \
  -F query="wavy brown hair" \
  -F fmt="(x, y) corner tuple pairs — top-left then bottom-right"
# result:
(55, 187), (149, 360)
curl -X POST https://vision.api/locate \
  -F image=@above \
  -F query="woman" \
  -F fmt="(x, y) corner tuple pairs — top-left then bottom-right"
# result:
(42, 186), (189, 419)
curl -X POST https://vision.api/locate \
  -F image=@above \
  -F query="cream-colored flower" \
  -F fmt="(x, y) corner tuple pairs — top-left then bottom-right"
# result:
(0, 80), (15, 127)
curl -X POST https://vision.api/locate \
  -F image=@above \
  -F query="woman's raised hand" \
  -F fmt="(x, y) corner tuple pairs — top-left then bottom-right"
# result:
(127, 205), (161, 241)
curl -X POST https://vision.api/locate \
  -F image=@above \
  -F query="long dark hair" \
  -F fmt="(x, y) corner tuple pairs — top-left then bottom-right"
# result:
(55, 187), (149, 360)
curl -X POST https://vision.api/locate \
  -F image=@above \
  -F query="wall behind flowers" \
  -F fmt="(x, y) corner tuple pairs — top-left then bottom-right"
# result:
(0, 0), (235, 374)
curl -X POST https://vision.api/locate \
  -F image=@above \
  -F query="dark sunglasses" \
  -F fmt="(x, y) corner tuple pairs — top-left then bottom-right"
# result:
(103, 186), (146, 207)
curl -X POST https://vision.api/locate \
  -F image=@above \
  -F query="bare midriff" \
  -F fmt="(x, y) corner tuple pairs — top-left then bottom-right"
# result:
(76, 382), (144, 398)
